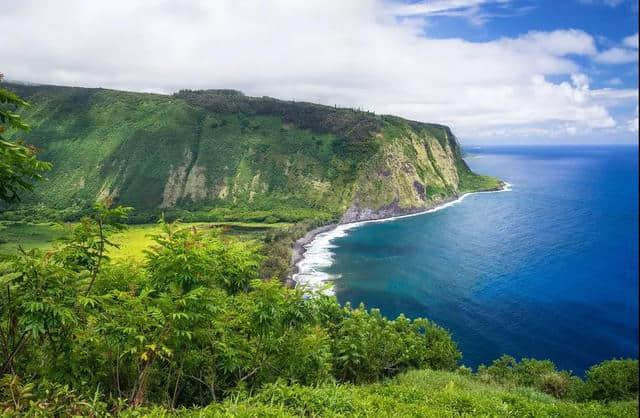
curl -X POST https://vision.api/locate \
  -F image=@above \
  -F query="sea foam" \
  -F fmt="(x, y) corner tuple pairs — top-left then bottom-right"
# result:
(293, 182), (512, 294)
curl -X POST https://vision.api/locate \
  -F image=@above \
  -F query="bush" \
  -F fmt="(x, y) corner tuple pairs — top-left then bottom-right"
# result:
(538, 372), (572, 399)
(580, 359), (639, 402)
(329, 305), (460, 383)
(457, 365), (472, 376)
(0, 374), (108, 416)
(476, 356), (581, 399)
(145, 222), (263, 294)
(514, 358), (556, 387)
(477, 355), (517, 385)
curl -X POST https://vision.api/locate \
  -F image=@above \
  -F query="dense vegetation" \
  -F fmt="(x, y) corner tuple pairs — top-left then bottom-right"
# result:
(134, 370), (637, 417)
(0, 206), (637, 416)
(0, 206), (453, 412)
(1, 83), (500, 225)
(0, 75), (51, 204)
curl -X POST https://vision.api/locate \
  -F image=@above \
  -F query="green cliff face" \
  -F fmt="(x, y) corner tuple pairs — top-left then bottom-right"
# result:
(5, 83), (501, 222)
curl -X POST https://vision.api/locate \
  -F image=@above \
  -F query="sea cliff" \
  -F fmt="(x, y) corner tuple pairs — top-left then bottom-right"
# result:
(4, 83), (500, 224)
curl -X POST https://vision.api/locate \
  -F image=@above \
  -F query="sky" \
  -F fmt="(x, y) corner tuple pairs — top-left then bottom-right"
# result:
(0, 0), (638, 144)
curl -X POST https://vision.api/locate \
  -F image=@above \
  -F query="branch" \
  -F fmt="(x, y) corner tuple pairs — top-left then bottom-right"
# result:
(239, 367), (259, 382)
(0, 331), (29, 375)
(185, 374), (216, 402)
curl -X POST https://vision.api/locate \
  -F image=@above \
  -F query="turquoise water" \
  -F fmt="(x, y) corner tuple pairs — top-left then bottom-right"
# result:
(327, 146), (638, 374)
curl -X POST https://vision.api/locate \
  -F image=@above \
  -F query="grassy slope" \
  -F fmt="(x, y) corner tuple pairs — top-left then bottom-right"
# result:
(4, 83), (500, 222)
(129, 369), (637, 417)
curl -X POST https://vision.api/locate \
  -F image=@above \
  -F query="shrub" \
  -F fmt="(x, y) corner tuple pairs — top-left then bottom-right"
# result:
(581, 359), (639, 402)
(476, 356), (581, 399)
(481, 355), (517, 385)
(0, 374), (108, 416)
(457, 365), (473, 376)
(538, 372), (572, 399)
(330, 305), (460, 383)
(145, 222), (263, 294)
(514, 358), (556, 387)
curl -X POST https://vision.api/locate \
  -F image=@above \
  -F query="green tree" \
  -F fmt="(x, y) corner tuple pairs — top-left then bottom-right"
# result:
(0, 74), (51, 203)
(0, 248), (84, 378)
(55, 201), (132, 295)
(580, 359), (639, 402)
(0, 203), (130, 381)
(145, 222), (262, 294)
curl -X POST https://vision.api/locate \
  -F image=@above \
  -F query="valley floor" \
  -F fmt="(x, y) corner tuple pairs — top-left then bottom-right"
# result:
(0, 221), (289, 260)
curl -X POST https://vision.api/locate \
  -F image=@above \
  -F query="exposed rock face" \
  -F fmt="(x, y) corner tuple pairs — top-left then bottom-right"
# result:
(412, 181), (426, 201)
(341, 128), (470, 223)
(160, 151), (192, 208)
(340, 195), (459, 224)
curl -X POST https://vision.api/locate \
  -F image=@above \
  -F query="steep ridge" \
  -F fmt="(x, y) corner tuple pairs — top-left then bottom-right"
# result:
(4, 83), (501, 222)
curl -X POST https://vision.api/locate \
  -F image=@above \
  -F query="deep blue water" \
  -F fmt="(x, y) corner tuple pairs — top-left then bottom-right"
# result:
(328, 146), (638, 374)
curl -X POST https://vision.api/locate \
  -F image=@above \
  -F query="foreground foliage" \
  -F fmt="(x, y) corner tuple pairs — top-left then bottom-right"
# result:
(0, 75), (51, 203)
(0, 205), (463, 414)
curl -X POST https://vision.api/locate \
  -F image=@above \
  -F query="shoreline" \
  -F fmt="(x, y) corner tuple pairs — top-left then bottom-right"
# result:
(289, 182), (512, 291)
(286, 223), (337, 286)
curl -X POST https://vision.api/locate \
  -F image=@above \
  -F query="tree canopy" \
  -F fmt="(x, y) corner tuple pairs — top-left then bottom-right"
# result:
(0, 74), (51, 203)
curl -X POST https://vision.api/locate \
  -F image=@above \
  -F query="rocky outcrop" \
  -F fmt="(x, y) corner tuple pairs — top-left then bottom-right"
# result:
(341, 127), (473, 223)
(339, 195), (458, 224)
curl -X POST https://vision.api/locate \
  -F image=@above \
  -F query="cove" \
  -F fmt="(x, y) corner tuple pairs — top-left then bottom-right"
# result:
(321, 146), (638, 374)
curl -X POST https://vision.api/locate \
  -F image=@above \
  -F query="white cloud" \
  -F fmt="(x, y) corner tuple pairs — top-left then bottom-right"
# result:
(623, 33), (639, 49)
(571, 73), (590, 89)
(391, 0), (506, 15)
(589, 87), (639, 105)
(0, 0), (637, 142)
(595, 47), (638, 64)
(388, 0), (512, 25)
(578, 0), (626, 6)
(496, 29), (597, 57)
(606, 77), (623, 85)
(595, 34), (639, 64)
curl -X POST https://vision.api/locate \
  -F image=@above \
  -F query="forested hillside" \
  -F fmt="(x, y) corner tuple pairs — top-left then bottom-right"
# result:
(3, 83), (500, 223)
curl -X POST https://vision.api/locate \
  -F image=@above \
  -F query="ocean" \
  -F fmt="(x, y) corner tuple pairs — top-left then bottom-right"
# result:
(296, 145), (638, 375)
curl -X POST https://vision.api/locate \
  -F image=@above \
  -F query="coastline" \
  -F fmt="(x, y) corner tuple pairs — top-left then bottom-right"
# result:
(286, 223), (337, 287)
(289, 182), (512, 292)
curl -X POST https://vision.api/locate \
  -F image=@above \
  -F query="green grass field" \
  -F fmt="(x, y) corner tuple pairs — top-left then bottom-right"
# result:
(0, 221), (291, 260)
(0, 221), (72, 253)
